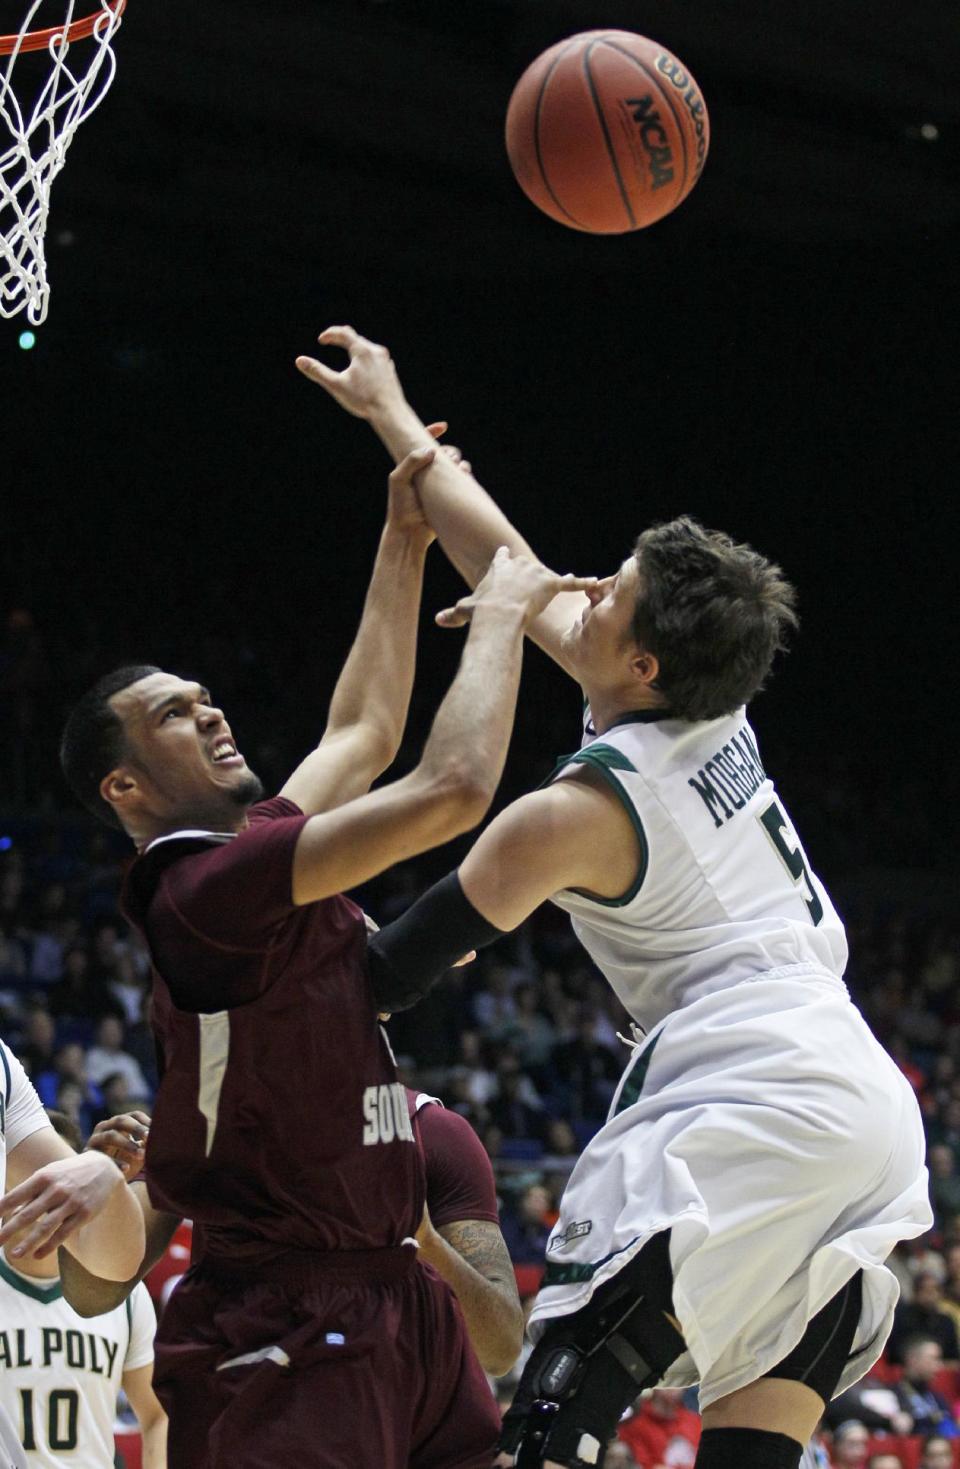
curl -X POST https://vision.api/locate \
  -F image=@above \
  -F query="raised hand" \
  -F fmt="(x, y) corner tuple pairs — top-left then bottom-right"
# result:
(437, 547), (597, 629)
(296, 324), (404, 419)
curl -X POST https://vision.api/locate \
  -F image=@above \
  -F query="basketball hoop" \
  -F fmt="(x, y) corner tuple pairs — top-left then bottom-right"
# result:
(1, 1), (127, 325)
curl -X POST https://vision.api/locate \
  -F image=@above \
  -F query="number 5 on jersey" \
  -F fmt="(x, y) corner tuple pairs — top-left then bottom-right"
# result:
(758, 801), (824, 926)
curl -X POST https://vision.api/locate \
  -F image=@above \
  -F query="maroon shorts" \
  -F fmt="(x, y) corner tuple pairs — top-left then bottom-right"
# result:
(153, 1246), (501, 1469)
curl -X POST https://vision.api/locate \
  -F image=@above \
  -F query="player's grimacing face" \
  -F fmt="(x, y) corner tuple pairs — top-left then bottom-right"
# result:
(109, 672), (261, 821)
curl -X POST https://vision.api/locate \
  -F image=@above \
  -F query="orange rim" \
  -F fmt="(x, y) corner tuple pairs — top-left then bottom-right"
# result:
(0, 0), (125, 56)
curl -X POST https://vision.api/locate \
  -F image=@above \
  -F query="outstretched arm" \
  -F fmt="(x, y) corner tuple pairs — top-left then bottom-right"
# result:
(296, 327), (589, 679)
(289, 551), (597, 905)
(280, 446), (439, 816)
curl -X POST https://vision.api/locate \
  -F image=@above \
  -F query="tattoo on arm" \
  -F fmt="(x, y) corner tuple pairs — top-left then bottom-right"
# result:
(439, 1219), (519, 1294)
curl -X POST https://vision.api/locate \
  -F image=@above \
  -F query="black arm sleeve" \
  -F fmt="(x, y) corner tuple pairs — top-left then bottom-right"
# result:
(367, 871), (506, 1013)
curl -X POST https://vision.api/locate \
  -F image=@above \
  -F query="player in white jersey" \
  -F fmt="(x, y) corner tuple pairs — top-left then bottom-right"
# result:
(0, 1045), (145, 1469)
(300, 328), (932, 1469)
(0, 1110), (166, 1469)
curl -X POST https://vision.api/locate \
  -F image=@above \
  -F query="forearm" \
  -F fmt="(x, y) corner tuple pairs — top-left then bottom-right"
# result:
(64, 1171), (144, 1281)
(371, 398), (537, 589)
(141, 1416), (168, 1469)
(326, 521), (430, 756)
(419, 601), (526, 804)
(60, 1185), (177, 1316)
(418, 1229), (524, 1376)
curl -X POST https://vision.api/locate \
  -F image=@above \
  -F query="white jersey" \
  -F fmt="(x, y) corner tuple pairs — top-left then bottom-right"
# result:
(550, 707), (847, 1031)
(0, 1257), (155, 1469)
(529, 708), (931, 1408)
(0, 1043), (54, 1469)
(0, 1043), (51, 1203)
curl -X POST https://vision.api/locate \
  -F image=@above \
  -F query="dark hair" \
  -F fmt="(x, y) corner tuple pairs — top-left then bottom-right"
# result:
(44, 1107), (83, 1153)
(630, 516), (798, 721)
(60, 665), (161, 827)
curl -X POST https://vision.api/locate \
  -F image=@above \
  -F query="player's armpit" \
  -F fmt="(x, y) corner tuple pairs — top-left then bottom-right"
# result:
(458, 774), (641, 932)
(59, 1183), (179, 1317)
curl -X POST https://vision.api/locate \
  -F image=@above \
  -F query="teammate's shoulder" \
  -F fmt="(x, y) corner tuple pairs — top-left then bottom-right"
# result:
(417, 1099), (486, 1152)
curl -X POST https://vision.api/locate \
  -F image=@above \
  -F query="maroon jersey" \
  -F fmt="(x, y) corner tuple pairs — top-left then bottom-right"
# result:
(406, 1089), (500, 1228)
(123, 798), (424, 1264)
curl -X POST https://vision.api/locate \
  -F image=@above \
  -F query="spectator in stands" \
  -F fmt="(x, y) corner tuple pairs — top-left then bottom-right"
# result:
(16, 1004), (57, 1077)
(830, 1421), (870, 1467)
(919, 1436), (955, 1469)
(618, 1387), (701, 1467)
(825, 1371), (914, 1435)
(471, 963), (518, 1033)
(502, 982), (556, 1074)
(603, 1443), (638, 1468)
(543, 1117), (578, 1162)
(890, 1275), (960, 1364)
(85, 1014), (150, 1099)
(489, 1055), (545, 1141)
(943, 1246), (960, 1316)
(930, 1146), (960, 1226)
(867, 1454), (904, 1469)
(929, 1100), (960, 1158)
(894, 1337), (959, 1438)
(34, 1041), (98, 1117)
(500, 1184), (554, 1265)
(48, 941), (120, 1023)
(549, 1010), (623, 1122)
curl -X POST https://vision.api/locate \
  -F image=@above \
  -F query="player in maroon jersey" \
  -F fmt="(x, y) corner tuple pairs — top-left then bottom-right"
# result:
(407, 1088), (524, 1377)
(54, 447), (595, 1468)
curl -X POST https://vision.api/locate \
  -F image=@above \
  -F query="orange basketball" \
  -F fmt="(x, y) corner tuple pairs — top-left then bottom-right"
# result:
(505, 30), (710, 234)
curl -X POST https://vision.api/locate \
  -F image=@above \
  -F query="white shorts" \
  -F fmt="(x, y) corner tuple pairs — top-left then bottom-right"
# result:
(0, 1403), (27, 1469)
(529, 969), (931, 1409)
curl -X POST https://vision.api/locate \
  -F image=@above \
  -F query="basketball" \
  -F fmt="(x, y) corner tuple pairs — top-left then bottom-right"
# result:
(505, 30), (710, 234)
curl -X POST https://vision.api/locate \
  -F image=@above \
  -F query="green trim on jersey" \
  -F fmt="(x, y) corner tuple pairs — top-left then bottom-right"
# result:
(561, 745), (650, 907)
(614, 1032), (662, 1116)
(0, 1253), (64, 1303)
(543, 1233), (644, 1288)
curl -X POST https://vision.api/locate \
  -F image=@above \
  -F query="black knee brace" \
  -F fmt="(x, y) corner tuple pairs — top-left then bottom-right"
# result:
(501, 1234), (685, 1468)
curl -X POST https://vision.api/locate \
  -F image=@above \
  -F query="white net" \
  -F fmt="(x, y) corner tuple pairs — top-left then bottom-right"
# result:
(1, 1), (125, 325)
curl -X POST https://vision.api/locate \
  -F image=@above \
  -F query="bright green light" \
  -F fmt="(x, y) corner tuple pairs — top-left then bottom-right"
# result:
(18, 330), (36, 350)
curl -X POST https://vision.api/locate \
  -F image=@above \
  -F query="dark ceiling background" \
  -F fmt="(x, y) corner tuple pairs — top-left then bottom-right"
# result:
(2, 0), (958, 834)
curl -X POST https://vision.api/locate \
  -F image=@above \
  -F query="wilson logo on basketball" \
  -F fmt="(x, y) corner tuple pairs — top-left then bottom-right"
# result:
(625, 95), (675, 191)
(655, 54), (709, 178)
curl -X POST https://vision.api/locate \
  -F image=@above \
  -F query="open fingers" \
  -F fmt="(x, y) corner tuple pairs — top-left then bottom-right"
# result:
(316, 324), (363, 352)
(294, 354), (339, 386)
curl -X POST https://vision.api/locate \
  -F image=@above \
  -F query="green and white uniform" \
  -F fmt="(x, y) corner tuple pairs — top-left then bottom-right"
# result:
(529, 708), (931, 1408)
(0, 1254), (155, 1469)
(0, 1042), (51, 1469)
